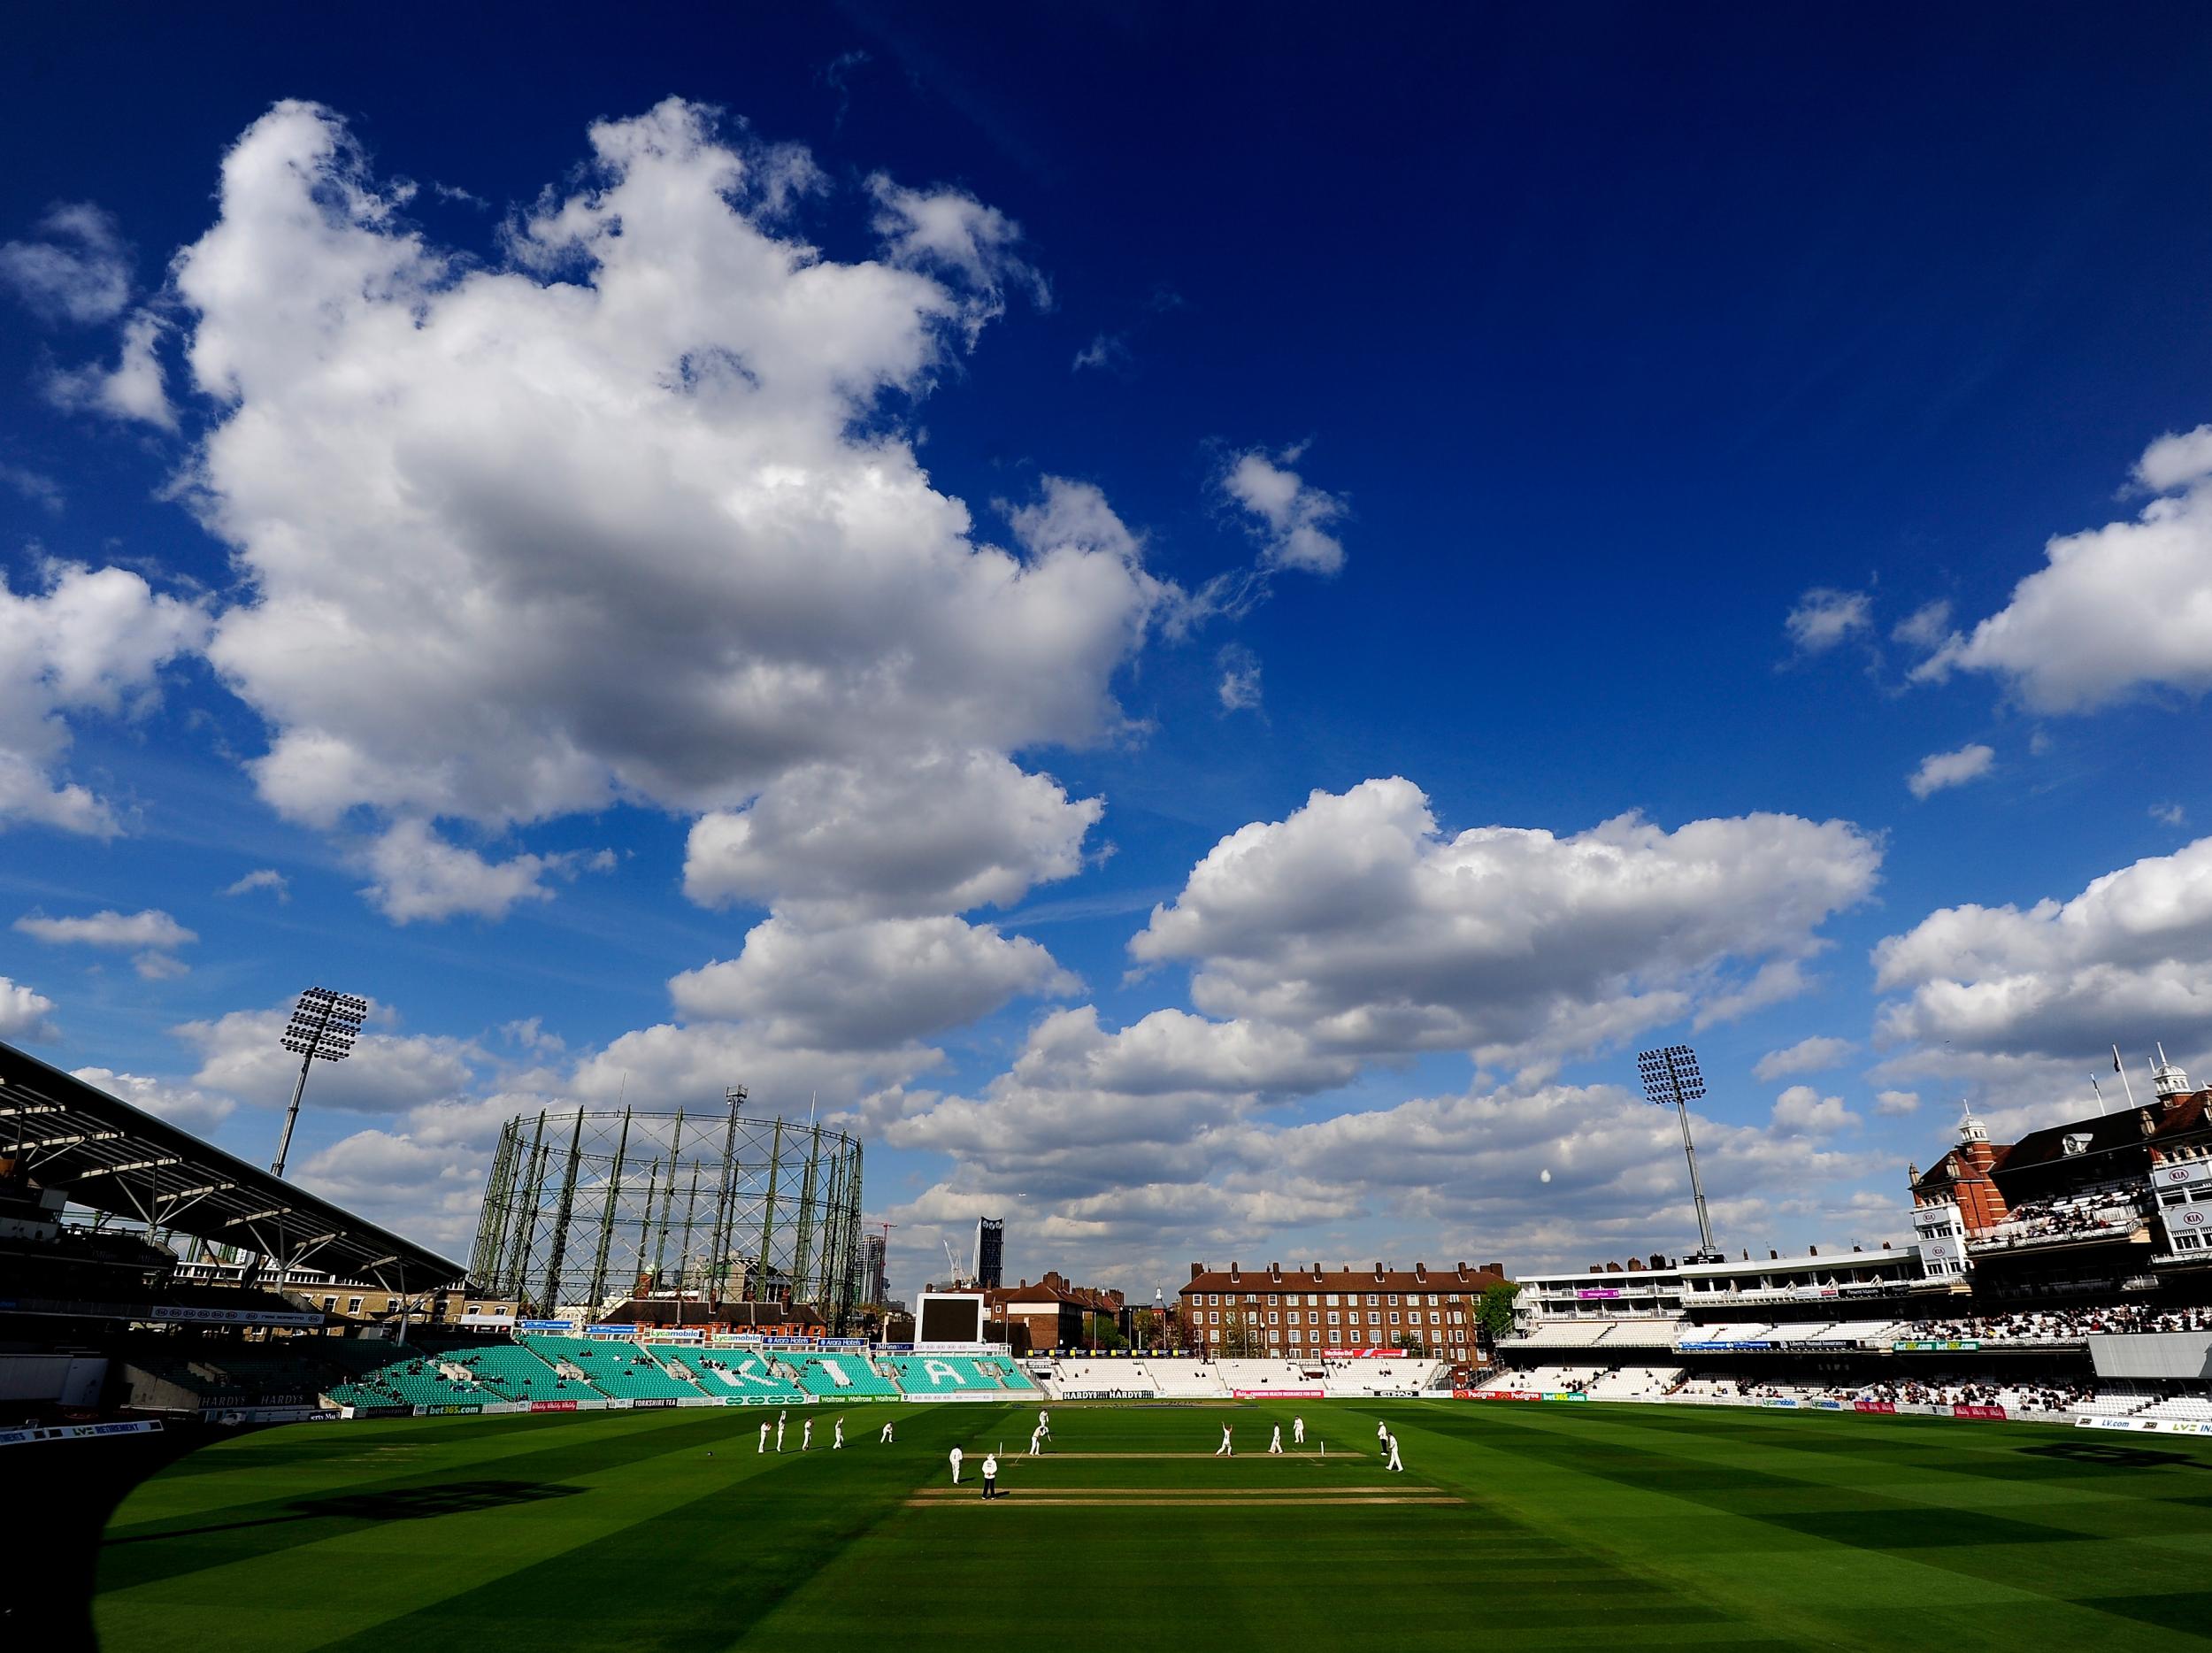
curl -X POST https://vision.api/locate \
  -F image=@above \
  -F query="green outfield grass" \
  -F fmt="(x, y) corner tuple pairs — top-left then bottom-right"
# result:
(93, 1399), (2212, 1652)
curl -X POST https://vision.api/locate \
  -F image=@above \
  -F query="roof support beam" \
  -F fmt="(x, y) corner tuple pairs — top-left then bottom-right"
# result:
(73, 1156), (187, 1181)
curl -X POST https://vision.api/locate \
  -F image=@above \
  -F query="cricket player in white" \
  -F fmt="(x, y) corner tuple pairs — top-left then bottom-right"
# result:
(879, 1420), (895, 1443)
(1386, 1433), (1403, 1472)
(802, 1418), (814, 1451)
(757, 1419), (770, 1453)
(1038, 1408), (1050, 1434)
(833, 1418), (844, 1449)
(949, 1445), (964, 1485)
(775, 1412), (787, 1451)
(1215, 1423), (1233, 1457)
(1293, 1416), (1305, 1446)
(1028, 1425), (1045, 1456)
(1268, 1424), (1284, 1454)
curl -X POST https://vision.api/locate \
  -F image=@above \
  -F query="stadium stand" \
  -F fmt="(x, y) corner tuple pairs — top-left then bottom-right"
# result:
(1586, 1365), (1684, 1399)
(421, 1338), (585, 1400)
(1142, 1359), (1229, 1396)
(1044, 1359), (1161, 1397)
(521, 1334), (703, 1400)
(1590, 1319), (1679, 1347)
(1516, 1321), (1614, 1347)
(686, 1349), (809, 1402)
(1323, 1357), (1446, 1395)
(2136, 1395), (2212, 1423)
(325, 1351), (508, 1410)
(877, 1353), (1033, 1395)
(776, 1350), (899, 1398)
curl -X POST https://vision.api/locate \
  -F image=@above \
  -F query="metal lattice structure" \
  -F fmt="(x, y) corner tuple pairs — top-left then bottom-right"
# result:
(466, 1099), (864, 1329)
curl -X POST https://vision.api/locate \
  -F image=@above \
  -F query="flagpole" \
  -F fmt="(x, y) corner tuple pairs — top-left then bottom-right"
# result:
(2114, 1046), (2138, 1109)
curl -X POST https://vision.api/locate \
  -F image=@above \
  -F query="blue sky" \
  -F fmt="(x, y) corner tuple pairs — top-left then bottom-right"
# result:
(4, 6), (2212, 1303)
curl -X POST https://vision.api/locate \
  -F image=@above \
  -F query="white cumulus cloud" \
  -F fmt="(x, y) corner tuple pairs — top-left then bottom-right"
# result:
(221, 867), (290, 901)
(165, 98), (1173, 923)
(176, 1002), (480, 1115)
(360, 819), (604, 925)
(1785, 587), (1871, 654)
(684, 750), (1099, 924)
(1754, 1035), (1856, 1081)
(1771, 1085), (1857, 1135)
(0, 977), (58, 1042)
(1217, 643), (1262, 712)
(0, 561), (208, 836)
(1914, 427), (2212, 711)
(15, 907), (196, 950)
(1128, 779), (1881, 1067)
(0, 203), (131, 323)
(73, 1066), (235, 1135)
(1221, 446), (1346, 576)
(668, 914), (1077, 1050)
(1873, 834), (2212, 1071)
(1907, 742), (1994, 800)
(47, 310), (176, 430)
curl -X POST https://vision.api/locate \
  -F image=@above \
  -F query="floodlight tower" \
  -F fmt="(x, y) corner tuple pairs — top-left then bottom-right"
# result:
(273, 987), (370, 1177)
(1637, 1043), (1719, 1263)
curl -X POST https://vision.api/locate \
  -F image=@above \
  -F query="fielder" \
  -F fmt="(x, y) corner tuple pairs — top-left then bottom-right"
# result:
(1215, 1423), (1233, 1457)
(949, 1445), (964, 1485)
(757, 1419), (770, 1454)
(776, 1412), (787, 1452)
(1268, 1424), (1284, 1455)
(1386, 1432), (1404, 1473)
(833, 1418), (844, 1449)
(879, 1419), (895, 1444)
(802, 1418), (814, 1451)
(1293, 1415), (1305, 1446)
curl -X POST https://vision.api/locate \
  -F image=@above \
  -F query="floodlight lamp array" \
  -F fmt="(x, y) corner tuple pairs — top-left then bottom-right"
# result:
(1635, 1043), (1705, 1104)
(280, 987), (371, 1063)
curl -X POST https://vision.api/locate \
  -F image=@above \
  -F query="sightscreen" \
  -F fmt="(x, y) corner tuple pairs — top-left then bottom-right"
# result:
(917, 1292), (985, 1343)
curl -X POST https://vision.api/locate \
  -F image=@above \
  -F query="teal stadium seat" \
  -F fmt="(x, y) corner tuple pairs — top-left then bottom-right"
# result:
(775, 1351), (900, 1398)
(519, 1334), (704, 1400)
(879, 1354), (1034, 1395)
(674, 1347), (809, 1403)
(420, 1338), (581, 1401)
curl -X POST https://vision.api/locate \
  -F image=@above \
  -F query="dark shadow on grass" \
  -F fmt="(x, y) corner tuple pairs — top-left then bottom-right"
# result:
(103, 1480), (582, 1545)
(2016, 1441), (2209, 1471)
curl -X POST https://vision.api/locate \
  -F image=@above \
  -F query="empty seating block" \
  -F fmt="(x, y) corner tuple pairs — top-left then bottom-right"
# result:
(774, 1352), (899, 1398)
(879, 1354), (1026, 1395)
(520, 1334), (703, 1400)
(682, 1349), (809, 1403)
(420, 1339), (580, 1401)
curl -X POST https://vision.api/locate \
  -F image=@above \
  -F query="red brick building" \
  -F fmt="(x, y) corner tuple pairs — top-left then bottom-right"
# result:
(1179, 1260), (1503, 1363)
(981, 1272), (1127, 1351)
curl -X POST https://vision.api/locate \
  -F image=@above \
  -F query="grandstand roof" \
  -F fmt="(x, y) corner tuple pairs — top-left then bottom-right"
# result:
(1183, 1261), (1505, 1295)
(0, 1037), (465, 1292)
